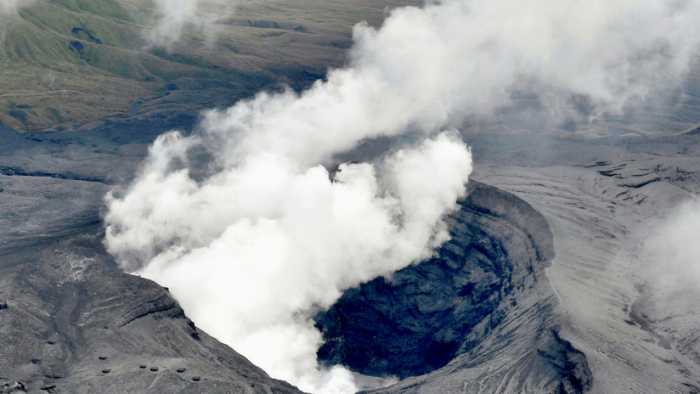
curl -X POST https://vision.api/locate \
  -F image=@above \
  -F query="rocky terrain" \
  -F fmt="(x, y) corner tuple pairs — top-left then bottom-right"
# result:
(4, 110), (700, 392)
(0, 224), (302, 393)
(0, 120), (308, 392)
(2, 1), (700, 393)
(477, 156), (700, 394)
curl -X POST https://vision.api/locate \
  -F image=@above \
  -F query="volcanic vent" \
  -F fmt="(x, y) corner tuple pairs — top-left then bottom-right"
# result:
(315, 181), (592, 393)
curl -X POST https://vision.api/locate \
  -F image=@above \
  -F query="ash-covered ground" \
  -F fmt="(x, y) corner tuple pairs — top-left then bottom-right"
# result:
(2, 115), (700, 393)
(3, 0), (700, 393)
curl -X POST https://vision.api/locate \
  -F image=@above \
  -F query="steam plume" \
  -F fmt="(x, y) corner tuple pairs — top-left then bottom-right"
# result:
(106, 0), (700, 393)
(107, 129), (472, 392)
(0, 0), (32, 36)
(0, 0), (30, 14)
(147, 0), (235, 48)
(645, 198), (700, 290)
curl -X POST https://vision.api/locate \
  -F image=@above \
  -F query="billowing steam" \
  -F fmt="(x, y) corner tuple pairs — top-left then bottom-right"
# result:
(0, 0), (31, 14)
(106, 0), (700, 393)
(147, 0), (235, 48)
(107, 128), (472, 391)
(0, 0), (32, 36)
(644, 198), (700, 290)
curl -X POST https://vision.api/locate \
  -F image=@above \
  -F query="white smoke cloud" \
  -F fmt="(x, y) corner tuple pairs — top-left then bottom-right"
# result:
(638, 196), (700, 348)
(0, 0), (31, 14)
(0, 0), (32, 37)
(146, 0), (235, 48)
(105, 0), (700, 393)
(644, 198), (700, 290)
(106, 130), (472, 392)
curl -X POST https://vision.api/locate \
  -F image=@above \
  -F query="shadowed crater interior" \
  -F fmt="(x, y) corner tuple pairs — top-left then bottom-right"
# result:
(315, 181), (587, 387)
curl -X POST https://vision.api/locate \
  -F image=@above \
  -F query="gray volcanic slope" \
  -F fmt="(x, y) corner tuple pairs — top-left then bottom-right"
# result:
(475, 152), (700, 393)
(3, 82), (700, 393)
(0, 224), (301, 393)
(0, 124), (304, 393)
(4, 118), (700, 393)
(3, 0), (700, 393)
(0, 115), (596, 393)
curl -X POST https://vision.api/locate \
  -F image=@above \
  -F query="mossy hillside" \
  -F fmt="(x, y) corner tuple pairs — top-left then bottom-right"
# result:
(0, 0), (419, 131)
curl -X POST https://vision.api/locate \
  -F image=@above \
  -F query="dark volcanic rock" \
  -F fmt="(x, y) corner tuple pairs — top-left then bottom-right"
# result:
(316, 181), (592, 392)
(71, 27), (102, 45)
(1, 380), (26, 393)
